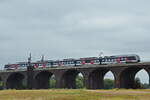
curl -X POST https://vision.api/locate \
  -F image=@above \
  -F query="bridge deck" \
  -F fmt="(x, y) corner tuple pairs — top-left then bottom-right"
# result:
(1, 62), (150, 73)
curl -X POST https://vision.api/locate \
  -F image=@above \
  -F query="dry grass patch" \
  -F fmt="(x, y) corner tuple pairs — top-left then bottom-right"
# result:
(0, 89), (150, 100)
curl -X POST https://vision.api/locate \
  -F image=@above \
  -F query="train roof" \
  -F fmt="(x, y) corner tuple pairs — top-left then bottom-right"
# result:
(111, 54), (139, 57)
(17, 62), (28, 64)
(80, 57), (98, 60)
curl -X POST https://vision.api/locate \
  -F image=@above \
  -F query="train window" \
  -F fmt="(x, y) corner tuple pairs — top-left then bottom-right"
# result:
(94, 60), (99, 63)
(56, 62), (59, 64)
(66, 62), (68, 64)
(31, 64), (34, 66)
(39, 64), (42, 66)
(77, 61), (81, 64)
(107, 58), (109, 62)
(109, 59), (112, 62)
(4, 65), (9, 68)
(63, 61), (66, 64)
(120, 57), (125, 61)
(128, 56), (136, 60)
(50, 62), (53, 65)
(102, 59), (105, 62)
(72, 61), (75, 64)
(46, 63), (51, 66)
(107, 59), (109, 62)
(110, 59), (113, 62)
(120, 57), (123, 61)
(21, 64), (26, 67)
(106, 58), (110, 62)
(85, 60), (90, 63)
(59, 62), (63, 64)
(112, 58), (115, 62)
(71, 61), (73, 64)
(67, 62), (71, 64)
(70, 61), (72, 64)
(65, 61), (68, 64)
(54, 62), (57, 65)
(20, 64), (23, 67)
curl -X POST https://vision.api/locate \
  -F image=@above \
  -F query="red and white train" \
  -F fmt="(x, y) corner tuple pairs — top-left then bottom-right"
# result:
(4, 54), (140, 70)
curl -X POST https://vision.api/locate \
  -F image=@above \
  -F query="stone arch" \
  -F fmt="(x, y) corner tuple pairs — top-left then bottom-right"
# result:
(119, 67), (149, 89)
(34, 71), (54, 89)
(88, 68), (116, 89)
(6, 73), (25, 89)
(104, 71), (115, 89)
(61, 69), (85, 89)
(135, 69), (149, 84)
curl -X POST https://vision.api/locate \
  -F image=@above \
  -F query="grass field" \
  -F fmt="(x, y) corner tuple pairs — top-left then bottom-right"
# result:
(0, 89), (150, 100)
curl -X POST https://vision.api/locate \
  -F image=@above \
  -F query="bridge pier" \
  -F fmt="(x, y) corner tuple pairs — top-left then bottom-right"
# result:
(88, 72), (104, 89)
(2, 79), (7, 90)
(145, 67), (150, 88)
(55, 77), (63, 88)
(86, 69), (112, 89)
(60, 70), (79, 89)
(34, 71), (54, 89)
(110, 68), (123, 89)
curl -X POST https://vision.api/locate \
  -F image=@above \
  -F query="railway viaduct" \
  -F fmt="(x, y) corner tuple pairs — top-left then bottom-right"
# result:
(0, 62), (150, 89)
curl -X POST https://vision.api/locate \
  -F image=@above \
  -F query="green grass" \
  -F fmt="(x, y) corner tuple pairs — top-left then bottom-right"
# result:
(0, 89), (150, 100)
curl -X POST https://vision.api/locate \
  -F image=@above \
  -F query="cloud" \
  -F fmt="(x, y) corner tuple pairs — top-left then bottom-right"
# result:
(0, 0), (150, 69)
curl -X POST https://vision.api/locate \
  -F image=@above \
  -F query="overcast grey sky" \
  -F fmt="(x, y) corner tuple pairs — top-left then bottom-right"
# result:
(0, 0), (150, 82)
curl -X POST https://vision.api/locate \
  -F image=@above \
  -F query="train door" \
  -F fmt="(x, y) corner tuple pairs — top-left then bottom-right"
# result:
(82, 60), (86, 65)
(34, 63), (38, 68)
(116, 57), (121, 63)
(76, 60), (82, 66)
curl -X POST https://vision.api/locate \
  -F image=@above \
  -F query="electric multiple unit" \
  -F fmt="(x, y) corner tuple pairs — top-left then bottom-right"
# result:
(4, 54), (140, 70)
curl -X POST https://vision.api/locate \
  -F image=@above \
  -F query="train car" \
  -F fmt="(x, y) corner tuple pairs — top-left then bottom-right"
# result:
(17, 62), (28, 69)
(4, 54), (140, 70)
(4, 64), (18, 70)
(80, 57), (97, 65)
(76, 54), (140, 65)
(112, 54), (140, 63)
(4, 62), (28, 70)
(95, 54), (140, 65)
(32, 61), (47, 68)
(62, 59), (76, 66)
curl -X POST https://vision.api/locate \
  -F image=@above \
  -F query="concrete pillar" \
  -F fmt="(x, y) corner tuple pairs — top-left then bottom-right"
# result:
(146, 68), (150, 88)
(56, 77), (63, 88)
(114, 77), (120, 88)
(86, 70), (105, 89)
(84, 75), (90, 89)
(54, 71), (65, 89)
(27, 67), (34, 89)
(111, 68), (124, 89)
